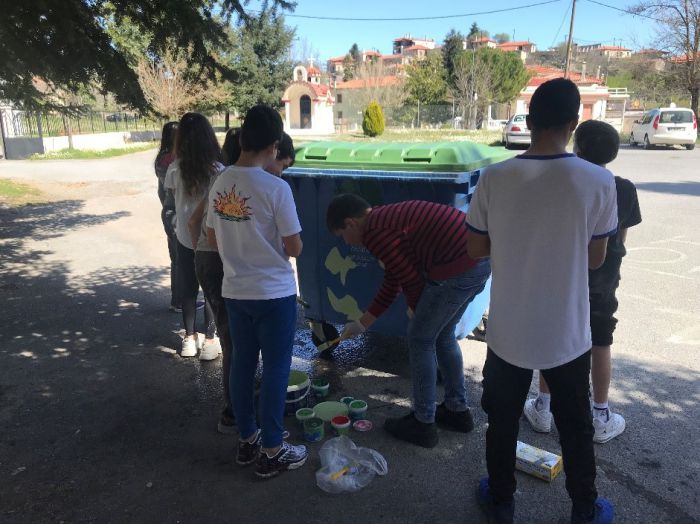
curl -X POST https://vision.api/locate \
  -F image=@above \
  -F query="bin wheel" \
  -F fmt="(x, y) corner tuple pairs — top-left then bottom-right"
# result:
(644, 135), (653, 150)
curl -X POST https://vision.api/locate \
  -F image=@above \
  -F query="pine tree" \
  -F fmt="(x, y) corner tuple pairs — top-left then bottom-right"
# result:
(362, 101), (385, 137)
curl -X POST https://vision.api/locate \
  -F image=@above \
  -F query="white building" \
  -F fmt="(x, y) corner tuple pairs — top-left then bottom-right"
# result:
(281, 64), (335, 136)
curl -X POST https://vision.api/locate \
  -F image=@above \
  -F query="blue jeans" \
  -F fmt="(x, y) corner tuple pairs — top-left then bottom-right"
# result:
(408, 259), (491, 423)
(225, 295), (297, 448)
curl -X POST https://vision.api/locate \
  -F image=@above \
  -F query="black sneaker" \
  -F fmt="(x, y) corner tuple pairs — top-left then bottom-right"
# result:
(236, 430), (261, 466)
(384, 412), (438, 448)
(435, 403), (474, 433)
(255, 441), (308, 479)
(217, 408), (236, 435)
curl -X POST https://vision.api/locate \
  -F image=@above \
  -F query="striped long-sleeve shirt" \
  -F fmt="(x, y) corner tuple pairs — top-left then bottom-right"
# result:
(363, 200), (476, 318)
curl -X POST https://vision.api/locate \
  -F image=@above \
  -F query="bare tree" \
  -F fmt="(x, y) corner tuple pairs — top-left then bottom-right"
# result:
(632, 0), (700, 114)
(136, 46), (226, 119)
(453, 51), (493, 128)
(344, 60), (408, 114)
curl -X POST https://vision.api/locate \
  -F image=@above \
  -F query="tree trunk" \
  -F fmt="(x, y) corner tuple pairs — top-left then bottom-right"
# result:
(690, 87), (699, 120)
(225, 111), (230, 131)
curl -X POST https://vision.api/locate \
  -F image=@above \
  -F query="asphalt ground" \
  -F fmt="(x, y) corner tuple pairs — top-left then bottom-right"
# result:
(0, 145), (698, 523)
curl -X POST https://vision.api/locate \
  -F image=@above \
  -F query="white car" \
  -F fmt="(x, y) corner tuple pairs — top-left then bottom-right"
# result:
(502, 114), (531, 149)
(630, 107), (697, 150)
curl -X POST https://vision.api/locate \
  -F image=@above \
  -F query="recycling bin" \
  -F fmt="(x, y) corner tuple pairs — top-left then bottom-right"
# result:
(284, 141), (511, 339)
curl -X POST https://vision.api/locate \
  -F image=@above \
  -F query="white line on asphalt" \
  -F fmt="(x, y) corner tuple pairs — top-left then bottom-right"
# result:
(626, 265), (697, 281)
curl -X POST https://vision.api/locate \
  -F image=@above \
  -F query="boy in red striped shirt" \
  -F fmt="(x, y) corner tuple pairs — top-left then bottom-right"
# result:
(327, 194), (491, 448)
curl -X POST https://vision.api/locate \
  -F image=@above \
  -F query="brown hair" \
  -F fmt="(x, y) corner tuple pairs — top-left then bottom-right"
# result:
(175, 113), (222, 196)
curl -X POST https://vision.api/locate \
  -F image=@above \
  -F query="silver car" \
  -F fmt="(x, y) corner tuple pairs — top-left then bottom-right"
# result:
(502, 114), (531, 149)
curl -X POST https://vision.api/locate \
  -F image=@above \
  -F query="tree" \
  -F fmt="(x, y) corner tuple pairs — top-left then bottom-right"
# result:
(468, 22), (482, 38)
(136, 46), (226, 119)
(0, 0), (294, 111)
(349, 43), (362, 64)
(225, 10), (295, 115)
(631, 0), (700, 115)
(362, 101), (385, 137)
(443, 30), (465, 89)
(343, 60), (407, 113)
(342, 54), (356, 81)
(406, 52), (448, 106)
(494, 33), (511, 44)
(453, 48), (530, 128)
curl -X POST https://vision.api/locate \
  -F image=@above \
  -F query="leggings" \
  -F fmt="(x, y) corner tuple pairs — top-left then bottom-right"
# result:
(176, 240), (215, 338)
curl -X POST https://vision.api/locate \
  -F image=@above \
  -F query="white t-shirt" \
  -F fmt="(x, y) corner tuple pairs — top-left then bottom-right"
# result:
(467, 153), (618, 369)
(164, 160), (224, 249)
(206, 166), (301, 300)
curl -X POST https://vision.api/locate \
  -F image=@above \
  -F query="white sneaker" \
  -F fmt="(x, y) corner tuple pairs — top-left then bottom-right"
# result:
(593, 410), (626, 443)
(181, 336), (197, 357)
(523, 398), (552, 433)
(199, 337), (221, 361)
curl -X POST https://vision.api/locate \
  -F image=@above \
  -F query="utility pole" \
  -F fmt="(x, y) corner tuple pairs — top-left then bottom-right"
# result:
(564, 0), (577, 78)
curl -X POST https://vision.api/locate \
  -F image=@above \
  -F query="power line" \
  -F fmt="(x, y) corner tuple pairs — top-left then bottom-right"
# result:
(583, 0), (665, 22)
(551, 0), (573, 48)
(270, 0), (562, 22)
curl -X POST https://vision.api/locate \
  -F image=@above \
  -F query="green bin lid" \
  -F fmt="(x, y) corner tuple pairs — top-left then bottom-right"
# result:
(292, 141), (512, 173)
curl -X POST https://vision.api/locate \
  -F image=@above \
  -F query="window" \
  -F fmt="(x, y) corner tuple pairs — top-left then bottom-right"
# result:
(513, 115), (525, 122)
(337, 111), (343, 119)
(337, 94), (343, 103)
(659, 110), (693, 124)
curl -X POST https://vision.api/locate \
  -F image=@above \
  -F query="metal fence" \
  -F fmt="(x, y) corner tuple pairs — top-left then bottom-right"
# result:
(0, 110), (228, 139)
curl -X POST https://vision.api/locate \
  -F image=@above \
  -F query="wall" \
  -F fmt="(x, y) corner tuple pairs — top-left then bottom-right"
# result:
(2, 130), (160, 159)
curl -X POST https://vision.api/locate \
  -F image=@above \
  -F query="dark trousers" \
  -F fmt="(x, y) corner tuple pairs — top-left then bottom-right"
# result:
(481, 348), (597, 515)
(176, 241), (215, 338)
(161, 208), (179, 308)
(195, 250), (233, 413)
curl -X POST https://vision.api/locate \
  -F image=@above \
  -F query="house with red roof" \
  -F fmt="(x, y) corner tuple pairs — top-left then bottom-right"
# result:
(281, 63), (335, 135)
(496, 41), (537, 62)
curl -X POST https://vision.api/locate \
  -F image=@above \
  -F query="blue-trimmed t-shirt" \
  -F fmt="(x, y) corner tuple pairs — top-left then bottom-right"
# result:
(467, 153), (618, 369)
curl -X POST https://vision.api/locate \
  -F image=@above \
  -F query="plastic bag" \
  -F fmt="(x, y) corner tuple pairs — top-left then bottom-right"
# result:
(315, 436), (388, 494)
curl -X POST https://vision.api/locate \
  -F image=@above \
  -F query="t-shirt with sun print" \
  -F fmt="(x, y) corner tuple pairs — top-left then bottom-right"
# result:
(206, 165), (301, 300)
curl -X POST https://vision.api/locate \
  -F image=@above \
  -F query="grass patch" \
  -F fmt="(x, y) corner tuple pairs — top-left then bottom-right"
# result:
(0, 179), (45, 207)
(333, 128), (504, 146)
(29, 142), (157, 160)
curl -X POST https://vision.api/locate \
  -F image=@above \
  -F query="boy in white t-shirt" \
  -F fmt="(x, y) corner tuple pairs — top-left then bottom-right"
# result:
(467, 79), (618, 524)
(206, 105), (307, 479)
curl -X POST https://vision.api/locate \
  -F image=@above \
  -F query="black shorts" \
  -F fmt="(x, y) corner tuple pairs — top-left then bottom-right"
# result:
(590, 291), (618, 347)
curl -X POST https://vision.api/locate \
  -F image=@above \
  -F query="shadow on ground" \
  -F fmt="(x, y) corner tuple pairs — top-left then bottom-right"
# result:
(635, 181), (700, 197)
(1, 200), (698, 523)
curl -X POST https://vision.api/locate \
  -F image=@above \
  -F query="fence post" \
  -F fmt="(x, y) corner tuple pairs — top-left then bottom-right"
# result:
(0, 110), (7, 159)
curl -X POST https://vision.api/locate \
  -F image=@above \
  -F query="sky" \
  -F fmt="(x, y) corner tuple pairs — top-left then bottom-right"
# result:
(251, 0), (660, 62)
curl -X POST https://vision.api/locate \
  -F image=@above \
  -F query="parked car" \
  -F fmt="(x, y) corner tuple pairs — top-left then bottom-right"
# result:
(630, 107), (697, 150)
(105, 113), (123, 122)
(502, 114), (531, 149)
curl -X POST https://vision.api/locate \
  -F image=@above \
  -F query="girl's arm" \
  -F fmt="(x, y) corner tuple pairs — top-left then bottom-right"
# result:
(188, 197), (207, 249)
(283, 233), (303, 258)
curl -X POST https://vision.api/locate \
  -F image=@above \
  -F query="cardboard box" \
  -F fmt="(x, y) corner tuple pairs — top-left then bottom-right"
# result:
(516, 441), (563, 482)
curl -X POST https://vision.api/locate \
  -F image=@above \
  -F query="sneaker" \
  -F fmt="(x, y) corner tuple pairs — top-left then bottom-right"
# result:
(435, 403), (474, 433)
(196, 300), (205, 311)
(236, 430), (261, 466)
(255, 441), (308, 478)
(384, 412), (438, 448)
(476, 477), (515, 524)
(523, 398), (552, 433)
(217, 409), (236, 435)
(570, 497), (615, 524)
(199, 337), (221, 361)
(181, 336), (197, 358)
(593, 409), (625, 444)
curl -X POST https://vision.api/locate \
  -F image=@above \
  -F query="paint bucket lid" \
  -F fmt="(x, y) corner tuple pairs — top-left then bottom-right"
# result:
(349, 400), (367, 410)
(314, 401), (349, 422)
(353, 420), (373, 432)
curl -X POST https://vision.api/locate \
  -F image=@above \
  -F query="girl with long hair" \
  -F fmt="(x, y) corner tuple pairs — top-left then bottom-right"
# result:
(155, 121), (180, 311)
(163, 113), (222, 359)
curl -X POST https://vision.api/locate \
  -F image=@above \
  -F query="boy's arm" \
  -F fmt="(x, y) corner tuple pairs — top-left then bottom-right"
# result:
(468, 232), (491, 259)
(207, 227), (218, 250)
(588, 237), (608, 270)
(283, 233), (303, 258)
